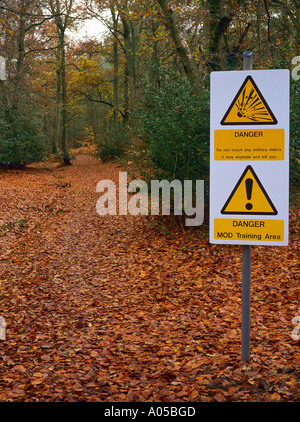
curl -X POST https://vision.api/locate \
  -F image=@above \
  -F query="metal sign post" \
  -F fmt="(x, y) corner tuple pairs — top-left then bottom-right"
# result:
(241, 243), (251, 361)
(210, 54), (289, 362)
(241, 51), (253, 362)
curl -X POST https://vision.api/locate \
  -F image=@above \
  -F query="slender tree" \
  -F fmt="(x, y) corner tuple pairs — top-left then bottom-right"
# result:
(47, 0), (76, 165)
(157, 0), (201, 89)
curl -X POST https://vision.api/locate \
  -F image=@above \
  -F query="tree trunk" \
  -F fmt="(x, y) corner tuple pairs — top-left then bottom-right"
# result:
(207, 0), (232, 70)
(53, 49), (61, 154)
(13, 10), (26, 109)
(129, 21), (139, 109)
(110, 2), (119, 133)
(113, 37), (119, 132)
(121, 13), (130, 126)
(157, 0), (200, 89)
(119, 11), (138, 123)
(206, 0), (246, 70)
(296, 1), (300, 56)
(60, 31), (70, 165)
(48, 0), (74, 165)
(151, 19), (160, 85)
(256, 5), (262, 59)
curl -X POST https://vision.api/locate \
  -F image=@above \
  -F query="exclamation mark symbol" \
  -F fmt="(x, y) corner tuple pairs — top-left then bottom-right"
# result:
(245, 178), (253, 210)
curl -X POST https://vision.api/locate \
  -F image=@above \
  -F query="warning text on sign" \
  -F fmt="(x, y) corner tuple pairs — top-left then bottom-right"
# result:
(214, 218), (284, 242)
(214, 129), (284, 161)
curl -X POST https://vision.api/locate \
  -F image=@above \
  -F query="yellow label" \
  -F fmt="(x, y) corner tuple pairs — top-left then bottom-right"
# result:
(214, 219), (284, 242)
(214, 129), (284, 160)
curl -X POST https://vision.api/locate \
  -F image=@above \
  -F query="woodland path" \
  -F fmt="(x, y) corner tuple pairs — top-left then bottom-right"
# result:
(0, 155), (299, 402)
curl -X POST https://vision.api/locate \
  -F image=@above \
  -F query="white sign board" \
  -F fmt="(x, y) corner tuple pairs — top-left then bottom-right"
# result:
(210, 69), (289, 246)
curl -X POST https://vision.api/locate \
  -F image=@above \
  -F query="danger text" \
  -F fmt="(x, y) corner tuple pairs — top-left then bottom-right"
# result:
(234, 131), (263, 137)
(233, 220), (265, 227)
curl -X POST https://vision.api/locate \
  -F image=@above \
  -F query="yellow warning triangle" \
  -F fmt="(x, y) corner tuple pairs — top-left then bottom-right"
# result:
(221, 76), (277, 125)
(221, 166), (277, 215)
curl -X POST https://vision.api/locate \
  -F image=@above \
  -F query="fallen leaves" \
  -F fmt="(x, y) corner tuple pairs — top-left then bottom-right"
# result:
(0, 155), (299, 402)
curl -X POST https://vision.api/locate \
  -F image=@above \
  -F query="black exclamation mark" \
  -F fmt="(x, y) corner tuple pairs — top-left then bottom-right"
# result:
(245, 178), (253, 210)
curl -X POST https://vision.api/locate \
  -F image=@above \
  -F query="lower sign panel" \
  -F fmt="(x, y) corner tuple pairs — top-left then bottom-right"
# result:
(214, 219), (284, 243)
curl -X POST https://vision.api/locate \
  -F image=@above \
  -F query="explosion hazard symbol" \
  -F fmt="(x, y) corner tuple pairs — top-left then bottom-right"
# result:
(221, 76), (278, 125)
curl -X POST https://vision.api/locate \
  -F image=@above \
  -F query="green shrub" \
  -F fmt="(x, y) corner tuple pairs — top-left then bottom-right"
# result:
(0, 105), (46, 168)
(134, 67), (210, 184)
(290, 80), (300, 190)
(97, 128), (129, 162)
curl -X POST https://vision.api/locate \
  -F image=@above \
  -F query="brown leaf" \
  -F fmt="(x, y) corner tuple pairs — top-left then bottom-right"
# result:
(271, 392), (281, 401)
(31, 378), (44, 386)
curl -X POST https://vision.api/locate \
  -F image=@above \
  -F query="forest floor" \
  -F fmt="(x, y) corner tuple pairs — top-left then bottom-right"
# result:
(0, 154), (299, 402)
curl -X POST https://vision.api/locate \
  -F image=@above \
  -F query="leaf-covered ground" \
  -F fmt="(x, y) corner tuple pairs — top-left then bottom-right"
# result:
(0, 155), (299, 402)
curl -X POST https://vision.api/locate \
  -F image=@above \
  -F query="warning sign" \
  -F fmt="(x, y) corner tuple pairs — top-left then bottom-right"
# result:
(210, 69), (289, 246)
(221, 76), (277, 125)
(221, 165), (277, 215)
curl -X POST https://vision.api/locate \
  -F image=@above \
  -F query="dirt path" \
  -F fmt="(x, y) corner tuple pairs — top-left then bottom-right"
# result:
(0, 155), (299, 402)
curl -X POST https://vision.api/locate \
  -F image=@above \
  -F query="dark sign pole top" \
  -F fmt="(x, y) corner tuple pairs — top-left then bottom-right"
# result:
(243, 51), (253, 71)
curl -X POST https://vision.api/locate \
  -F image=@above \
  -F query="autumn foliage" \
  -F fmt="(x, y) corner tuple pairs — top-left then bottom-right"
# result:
(0, 155), (299, 402)
(0, 0), (299, 404)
